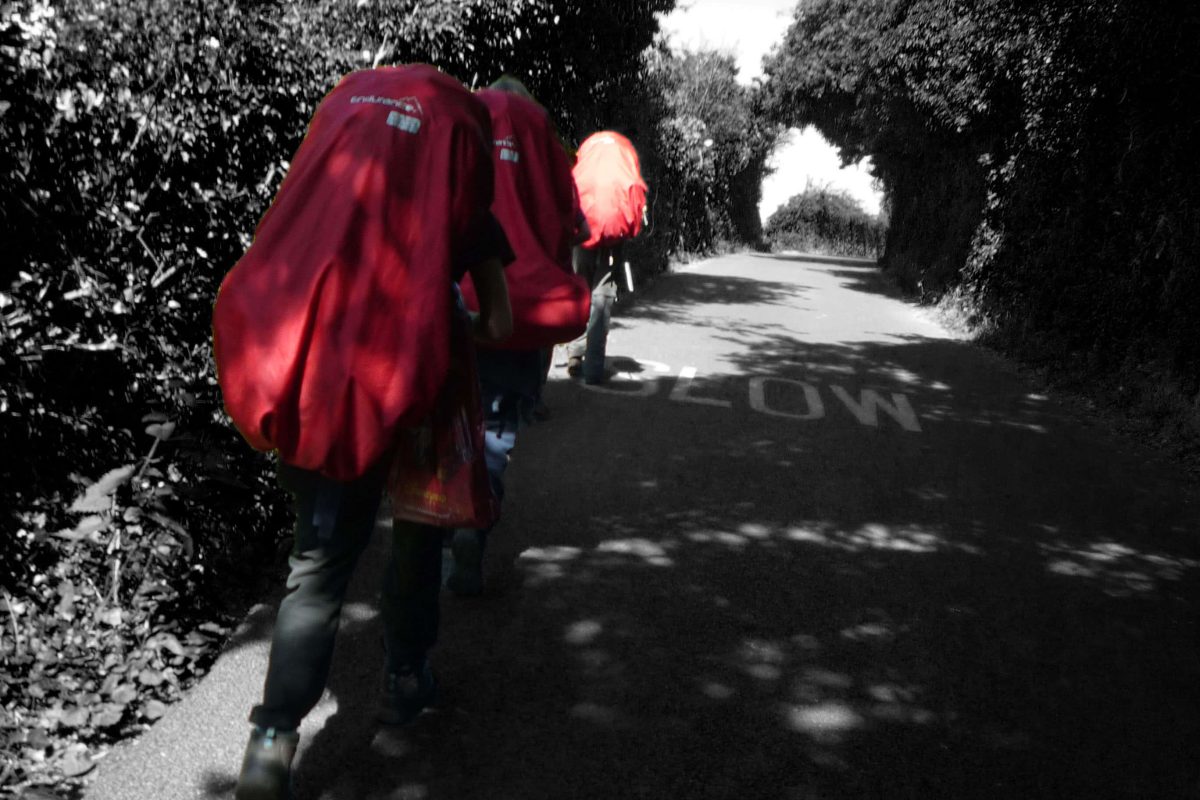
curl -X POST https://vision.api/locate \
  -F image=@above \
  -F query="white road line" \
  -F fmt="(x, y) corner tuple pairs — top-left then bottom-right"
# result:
(575, 360), (927, 433)
(669, 366), (732, 408)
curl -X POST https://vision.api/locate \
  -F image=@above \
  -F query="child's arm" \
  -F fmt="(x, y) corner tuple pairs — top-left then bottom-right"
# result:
(466, 256), (512, 344)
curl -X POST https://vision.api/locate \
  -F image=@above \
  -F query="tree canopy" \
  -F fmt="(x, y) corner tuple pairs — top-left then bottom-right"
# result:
(642, 45), (780, 254)
(762, 0), (1200, 380)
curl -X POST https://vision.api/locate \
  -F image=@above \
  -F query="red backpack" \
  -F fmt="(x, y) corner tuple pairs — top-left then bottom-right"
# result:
(459, 89), (590, 350)
(212, 66), (494, 480)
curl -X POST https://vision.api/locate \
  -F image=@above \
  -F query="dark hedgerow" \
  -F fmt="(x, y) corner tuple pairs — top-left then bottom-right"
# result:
(1, 0), (313, 790)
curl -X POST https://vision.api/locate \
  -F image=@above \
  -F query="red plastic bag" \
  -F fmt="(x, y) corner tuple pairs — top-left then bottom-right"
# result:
(459, 89), (590, 350)
(388, 306), (498, 529)
(572, 130), (648, 249)
(211, 66), (495, 481)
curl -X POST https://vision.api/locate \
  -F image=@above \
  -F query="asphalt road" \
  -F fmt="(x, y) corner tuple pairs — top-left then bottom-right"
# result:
(86, 252), (1200, 800)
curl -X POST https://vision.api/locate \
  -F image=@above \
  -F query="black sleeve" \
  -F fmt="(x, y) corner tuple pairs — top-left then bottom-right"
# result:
(457, 211), (515, 275)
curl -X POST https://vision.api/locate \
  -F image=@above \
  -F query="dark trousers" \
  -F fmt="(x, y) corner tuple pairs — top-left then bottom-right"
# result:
(249, 462), (442, 731)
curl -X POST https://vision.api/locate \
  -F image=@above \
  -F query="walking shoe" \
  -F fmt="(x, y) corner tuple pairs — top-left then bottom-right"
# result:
(378, 658), (438, 725)
(445, 528), (484, 597)
(532, 399), (551, 421)
(566, 355), (582, 377)
(234, 726), (299, 800)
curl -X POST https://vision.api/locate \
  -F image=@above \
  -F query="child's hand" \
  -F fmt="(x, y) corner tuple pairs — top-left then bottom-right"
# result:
(466, 257), (512, 343)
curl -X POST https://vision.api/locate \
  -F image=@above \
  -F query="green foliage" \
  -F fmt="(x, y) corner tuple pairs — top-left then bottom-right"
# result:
(764, 185), (885, 258)
(657, 47), (780, 251)
(1, 423), (269, 788)
(763, 0), (1200, 386)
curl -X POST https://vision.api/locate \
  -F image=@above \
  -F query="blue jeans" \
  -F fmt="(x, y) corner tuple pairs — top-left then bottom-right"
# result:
(250, 462), (442, 731)
(569, 244), (622, 383)
(452, 349), (541, 555)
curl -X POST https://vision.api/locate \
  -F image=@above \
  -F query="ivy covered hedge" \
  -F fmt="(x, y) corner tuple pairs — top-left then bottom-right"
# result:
(2, 1), (303, 789)
(762, 0), (1200, 404)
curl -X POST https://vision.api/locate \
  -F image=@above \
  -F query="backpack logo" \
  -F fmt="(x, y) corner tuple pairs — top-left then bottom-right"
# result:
(350, 94), (423, 134)
(495, 135), (519, 164)
(386, 110), (421, 134)
(385, 96), (423, 134)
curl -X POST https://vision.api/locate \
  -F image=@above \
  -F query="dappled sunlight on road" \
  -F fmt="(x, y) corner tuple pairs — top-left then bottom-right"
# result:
(1038, 538), (1199, 594)
(435, 253), (1200, 799)
(470, 443), (1197, 796)
(182, 253), (1198, 800)
(782, 522), (985, 555)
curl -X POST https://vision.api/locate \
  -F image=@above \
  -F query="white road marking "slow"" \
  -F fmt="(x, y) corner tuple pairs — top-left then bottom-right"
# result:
(579, 360), (924, 433)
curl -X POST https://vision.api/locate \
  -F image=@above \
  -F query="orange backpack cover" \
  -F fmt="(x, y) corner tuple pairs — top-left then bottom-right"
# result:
(572, 131), (648, 249)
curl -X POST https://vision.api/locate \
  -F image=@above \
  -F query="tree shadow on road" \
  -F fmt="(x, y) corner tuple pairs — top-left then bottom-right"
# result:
(749, 253), (911, 303)
(238, 329), (1200, 800)
(752, 252), (880, 268)
(614, 269), (814, 327)
(444, 334), (1198, 800)
(191, 258), (1199, 800)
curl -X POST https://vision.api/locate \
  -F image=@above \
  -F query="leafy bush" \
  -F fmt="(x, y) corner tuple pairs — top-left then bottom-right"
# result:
(645, 46), (779, 258)
(3, 11), (300, 787)
(764, 185), (885, 258)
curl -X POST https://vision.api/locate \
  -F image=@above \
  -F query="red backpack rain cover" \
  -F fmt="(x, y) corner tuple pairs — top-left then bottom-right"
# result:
(573, 131), (648, 249)
(212, 66), (494, 480)
(459, 89), (590, 350)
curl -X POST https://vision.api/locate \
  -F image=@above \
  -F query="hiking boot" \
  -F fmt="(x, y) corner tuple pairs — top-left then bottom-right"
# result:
(445, 528), (484, 597)
(378, 658), (438, 725)
(234, 726), (299, 800)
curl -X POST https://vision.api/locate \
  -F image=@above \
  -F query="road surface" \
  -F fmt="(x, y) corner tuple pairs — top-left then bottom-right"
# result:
(87, 252), (1200, 800)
